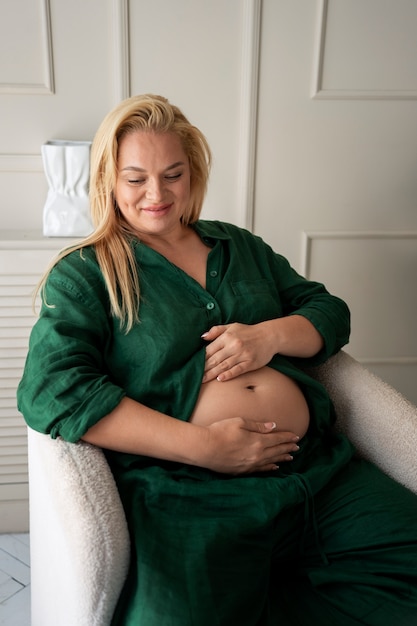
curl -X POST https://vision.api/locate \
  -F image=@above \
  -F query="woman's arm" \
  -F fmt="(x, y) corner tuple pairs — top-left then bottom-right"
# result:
(82, 396), (300, 475)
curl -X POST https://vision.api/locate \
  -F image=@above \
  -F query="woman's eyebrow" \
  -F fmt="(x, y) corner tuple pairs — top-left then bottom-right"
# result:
(121, 161), (185, 172)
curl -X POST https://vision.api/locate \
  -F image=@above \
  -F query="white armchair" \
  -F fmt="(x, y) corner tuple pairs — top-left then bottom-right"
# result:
(27, 351), (417, 626)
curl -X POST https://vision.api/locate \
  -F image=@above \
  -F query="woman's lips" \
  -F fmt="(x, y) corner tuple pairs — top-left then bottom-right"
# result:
(141, 203), (172, 213)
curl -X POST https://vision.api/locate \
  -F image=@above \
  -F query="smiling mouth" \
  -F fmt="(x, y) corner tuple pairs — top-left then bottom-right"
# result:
(142, 203), (172, 212)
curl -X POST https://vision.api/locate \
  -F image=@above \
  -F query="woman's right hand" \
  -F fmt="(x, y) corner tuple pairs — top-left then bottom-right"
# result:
(82, 397), (300, 474)
(200, 417), (300, 475)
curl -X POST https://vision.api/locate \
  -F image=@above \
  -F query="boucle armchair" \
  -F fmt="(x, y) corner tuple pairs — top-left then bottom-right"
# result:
(27, 350), (417, 626)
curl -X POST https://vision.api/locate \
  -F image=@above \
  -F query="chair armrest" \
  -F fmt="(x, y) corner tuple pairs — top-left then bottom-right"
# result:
(306, 350), (417, 495)
(28, 428), (130, 626)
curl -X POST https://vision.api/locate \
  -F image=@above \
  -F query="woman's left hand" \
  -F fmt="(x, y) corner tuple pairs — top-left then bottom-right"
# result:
(201, 322), (274, 383)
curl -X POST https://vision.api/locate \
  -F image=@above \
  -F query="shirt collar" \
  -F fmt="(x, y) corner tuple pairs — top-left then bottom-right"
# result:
(191, 220), (232, 244)
(130, 219), (231, 253)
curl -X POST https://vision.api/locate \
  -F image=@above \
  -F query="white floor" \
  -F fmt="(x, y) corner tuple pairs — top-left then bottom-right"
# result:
(0, 534), (30, 626)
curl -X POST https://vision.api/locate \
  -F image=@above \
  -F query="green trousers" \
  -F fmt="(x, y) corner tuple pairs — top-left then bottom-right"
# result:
(112, 457), (417, 626)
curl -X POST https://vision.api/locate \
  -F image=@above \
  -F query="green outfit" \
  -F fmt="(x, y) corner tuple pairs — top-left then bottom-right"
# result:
(17, 221), (417, 625)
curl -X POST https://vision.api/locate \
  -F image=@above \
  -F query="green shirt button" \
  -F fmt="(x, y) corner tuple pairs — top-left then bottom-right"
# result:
(206, 302), (215, 310)
(209, 270), (218, 277)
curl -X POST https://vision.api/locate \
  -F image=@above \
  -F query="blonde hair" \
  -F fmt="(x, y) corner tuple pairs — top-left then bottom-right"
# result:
(37, 94), (212, 332)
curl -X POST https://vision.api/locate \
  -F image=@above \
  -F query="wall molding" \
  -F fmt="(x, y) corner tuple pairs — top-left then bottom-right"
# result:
(301, 229), (417, 277)
(112, 0), (130, 103)
(0, 0), (54, 95)
(236, 0), (262, 231)
(301, 230), (417, 365)
(311, 0), (417, 100)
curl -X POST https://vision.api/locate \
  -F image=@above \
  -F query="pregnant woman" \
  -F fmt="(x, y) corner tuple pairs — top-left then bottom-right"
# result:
(18, 94), (417, 626)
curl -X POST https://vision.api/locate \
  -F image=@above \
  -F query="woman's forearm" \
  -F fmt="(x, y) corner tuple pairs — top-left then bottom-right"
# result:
(82, 397), (208, 465)
(260, 314), (324, 358)
(81, 396), (301, 474)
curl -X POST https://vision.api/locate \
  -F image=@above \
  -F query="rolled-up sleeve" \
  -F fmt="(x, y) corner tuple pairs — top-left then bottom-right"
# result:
(17, 250), (126, 442)
(270, 252), (351, 365)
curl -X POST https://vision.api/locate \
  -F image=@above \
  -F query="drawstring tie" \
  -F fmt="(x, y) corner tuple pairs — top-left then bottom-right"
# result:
(295, 473), (329, 566)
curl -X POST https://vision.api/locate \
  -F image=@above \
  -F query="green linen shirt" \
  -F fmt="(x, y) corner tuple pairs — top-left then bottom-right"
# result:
(17, 220), (350, 447)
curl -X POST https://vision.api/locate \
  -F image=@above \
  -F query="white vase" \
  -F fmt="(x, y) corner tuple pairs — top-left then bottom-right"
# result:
(42, 140), (94, 237)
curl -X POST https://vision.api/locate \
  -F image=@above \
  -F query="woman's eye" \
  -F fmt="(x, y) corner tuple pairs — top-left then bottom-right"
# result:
(165, 172), (182, 181)
(126, 172), (182, 185)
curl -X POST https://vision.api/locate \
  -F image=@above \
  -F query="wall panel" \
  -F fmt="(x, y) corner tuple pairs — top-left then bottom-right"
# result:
(313, 0), (417, 99)
(0, 0), (54, 94)
(302, 231), (417, 403)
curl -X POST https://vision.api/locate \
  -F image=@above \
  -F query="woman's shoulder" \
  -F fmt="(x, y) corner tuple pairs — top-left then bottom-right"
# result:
(46, 244), (106, 299)
(49, 244), (98, 276)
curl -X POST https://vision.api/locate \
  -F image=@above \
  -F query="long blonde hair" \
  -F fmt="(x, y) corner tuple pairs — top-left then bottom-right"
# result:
(37, 94), (212, 332)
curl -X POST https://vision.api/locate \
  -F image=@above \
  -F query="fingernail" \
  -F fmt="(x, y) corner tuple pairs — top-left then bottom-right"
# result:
(265, 422), (277, 430)
(201, 332), (209, 338)
(216, 375), (224, 382)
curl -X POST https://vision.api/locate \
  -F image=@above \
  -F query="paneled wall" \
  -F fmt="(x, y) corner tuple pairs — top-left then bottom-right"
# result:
(0, 0), (416, 531)
(0, 0), (259, 230)
(255, 0), (417, 402)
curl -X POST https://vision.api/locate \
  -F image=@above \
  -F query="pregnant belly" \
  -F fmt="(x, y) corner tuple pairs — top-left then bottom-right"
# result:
(190, 366), (310, 438)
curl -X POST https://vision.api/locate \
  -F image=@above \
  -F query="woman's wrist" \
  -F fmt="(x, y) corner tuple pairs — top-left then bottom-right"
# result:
(258, 316), (323, 359)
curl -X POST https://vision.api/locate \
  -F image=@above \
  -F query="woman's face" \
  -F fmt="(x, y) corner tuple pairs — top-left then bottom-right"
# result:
(115, 130), (191, 243)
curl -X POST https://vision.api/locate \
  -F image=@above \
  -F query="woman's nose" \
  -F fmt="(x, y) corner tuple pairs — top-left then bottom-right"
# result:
(145, 177), (164, 201)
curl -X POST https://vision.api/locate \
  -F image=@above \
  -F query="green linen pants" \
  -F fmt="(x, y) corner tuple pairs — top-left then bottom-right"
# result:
(112, 457), (417, 626)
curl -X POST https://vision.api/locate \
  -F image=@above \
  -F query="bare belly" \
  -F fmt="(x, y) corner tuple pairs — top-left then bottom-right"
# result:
(190, 366), (310, 438)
